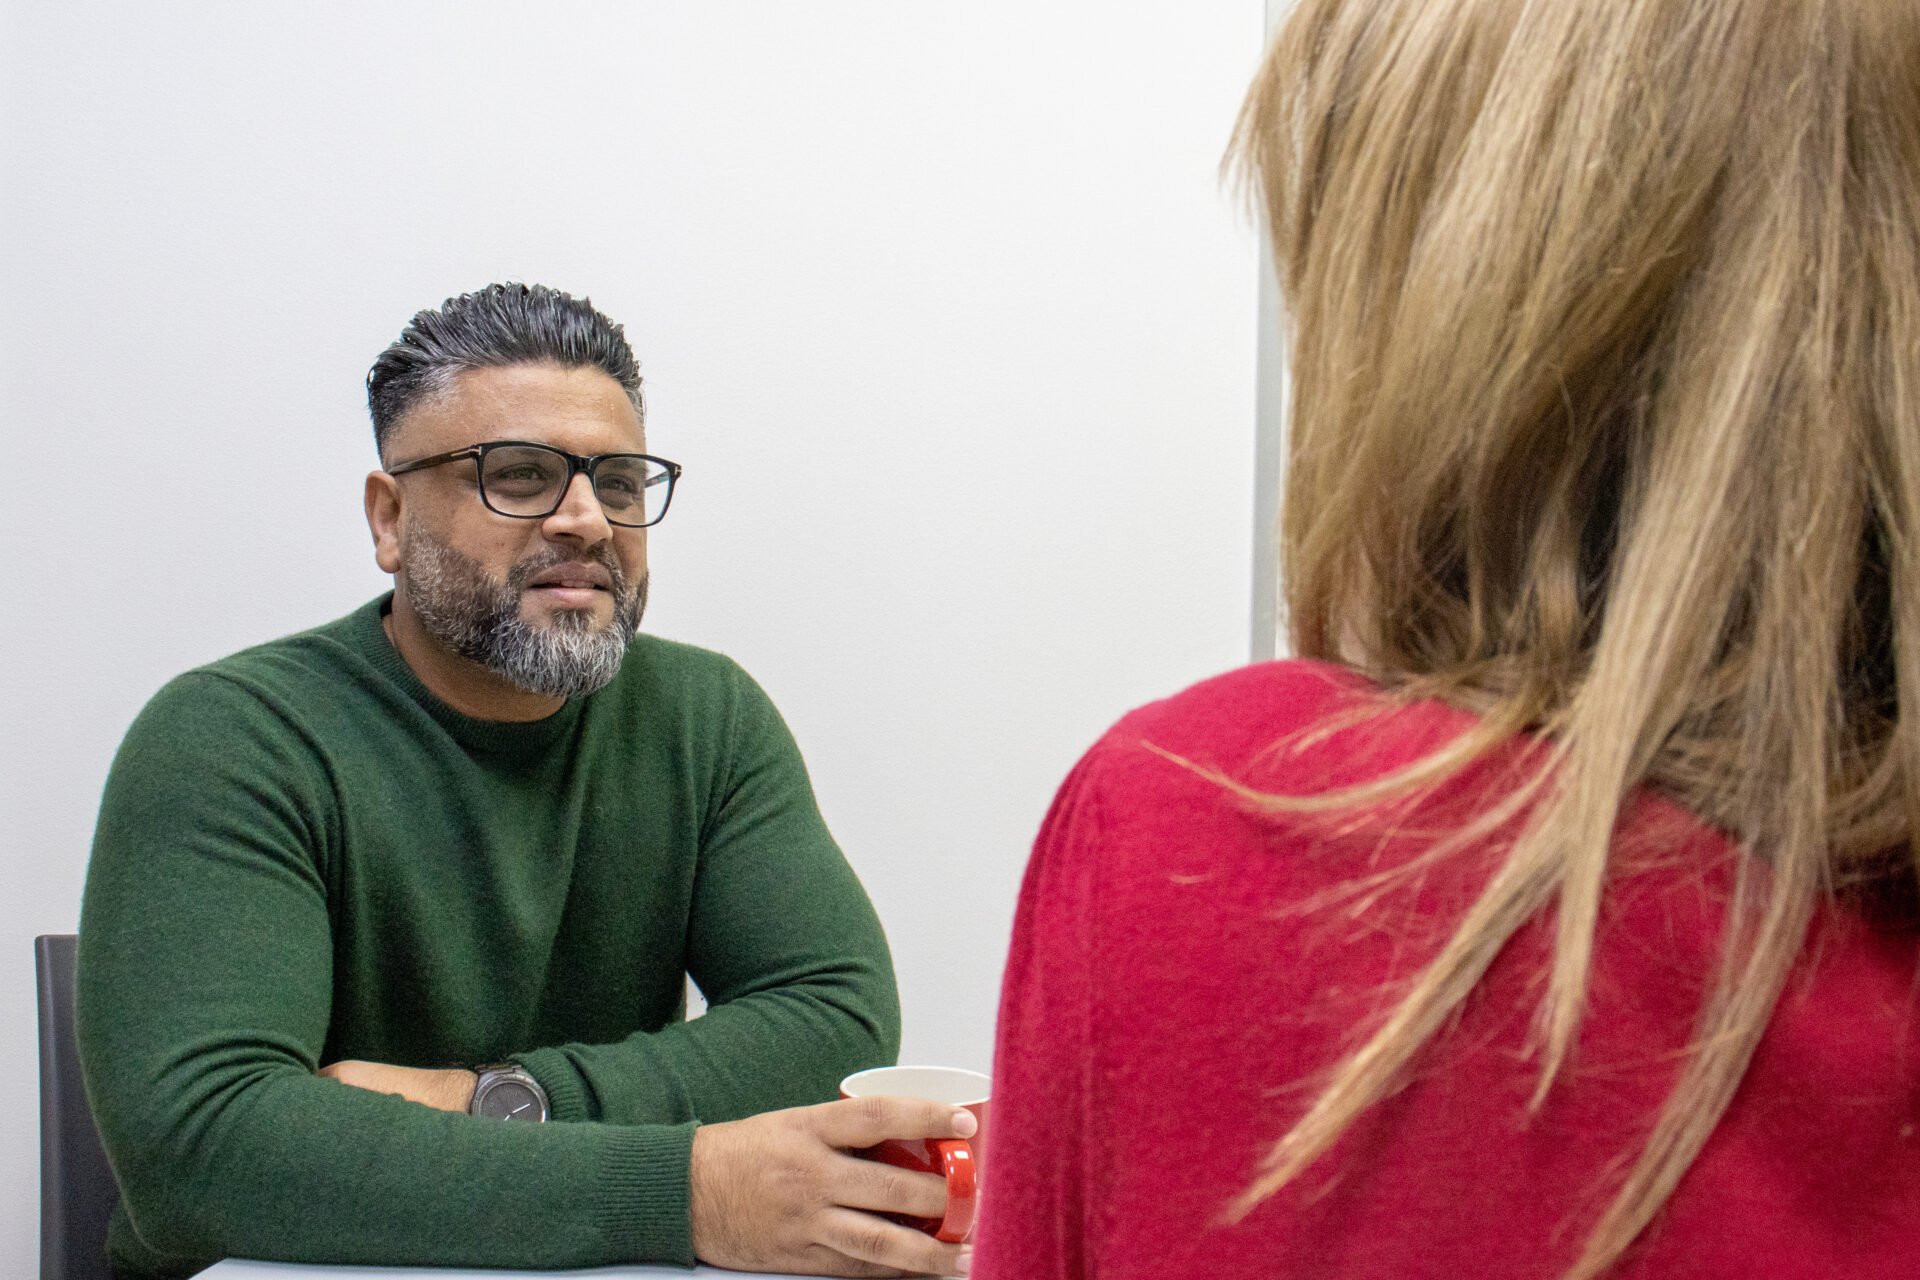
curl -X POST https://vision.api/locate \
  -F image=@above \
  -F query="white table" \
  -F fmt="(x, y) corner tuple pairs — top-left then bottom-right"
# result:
(205, 1262), (820, 1279)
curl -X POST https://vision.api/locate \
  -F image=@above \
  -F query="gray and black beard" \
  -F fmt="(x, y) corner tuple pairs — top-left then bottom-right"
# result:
(400, 518), (647, 699)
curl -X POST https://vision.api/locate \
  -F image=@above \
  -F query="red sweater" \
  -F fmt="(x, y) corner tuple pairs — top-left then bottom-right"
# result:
(976, 660), (1920, 1279)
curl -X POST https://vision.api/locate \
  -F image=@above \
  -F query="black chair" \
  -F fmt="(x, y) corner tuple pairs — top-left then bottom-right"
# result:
(37, 934), (119, 1280)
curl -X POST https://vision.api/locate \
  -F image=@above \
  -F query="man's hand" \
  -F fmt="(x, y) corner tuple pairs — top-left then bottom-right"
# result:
(691, 1096), (976, 1277)
(319, 1060), (477, 1113)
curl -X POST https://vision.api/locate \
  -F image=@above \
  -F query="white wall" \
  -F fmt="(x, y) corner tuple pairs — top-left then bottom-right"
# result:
(0, 1), (1262, 1269)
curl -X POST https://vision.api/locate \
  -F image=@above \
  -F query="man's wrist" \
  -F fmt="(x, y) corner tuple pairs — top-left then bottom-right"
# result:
(317, 1060), (479, 1113)
(440, 1068), (479, 1113)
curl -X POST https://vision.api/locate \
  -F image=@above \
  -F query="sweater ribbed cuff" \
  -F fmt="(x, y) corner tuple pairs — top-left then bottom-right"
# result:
(592, 1121), (699, 1266)
(515, 1046), (591, 1123)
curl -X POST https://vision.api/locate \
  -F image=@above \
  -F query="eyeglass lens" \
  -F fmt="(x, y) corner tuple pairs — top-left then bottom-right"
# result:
(479, 445), (671, 526)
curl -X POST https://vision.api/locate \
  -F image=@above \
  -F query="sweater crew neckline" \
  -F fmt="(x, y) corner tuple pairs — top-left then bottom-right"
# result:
(349, 594), (585, 757)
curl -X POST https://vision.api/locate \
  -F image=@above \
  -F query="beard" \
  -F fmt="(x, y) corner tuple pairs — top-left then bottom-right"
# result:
(399, 517), (648, 699)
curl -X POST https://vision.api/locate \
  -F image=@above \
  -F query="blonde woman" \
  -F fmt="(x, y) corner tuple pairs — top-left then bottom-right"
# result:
(975, 1), (1920, 1276)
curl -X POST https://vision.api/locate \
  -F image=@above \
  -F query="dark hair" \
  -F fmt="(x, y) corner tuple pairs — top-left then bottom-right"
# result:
(366, 283), (644, 457)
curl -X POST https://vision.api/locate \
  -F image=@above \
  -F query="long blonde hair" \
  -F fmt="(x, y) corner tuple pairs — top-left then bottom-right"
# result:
(1227, 0), (1920, 1273)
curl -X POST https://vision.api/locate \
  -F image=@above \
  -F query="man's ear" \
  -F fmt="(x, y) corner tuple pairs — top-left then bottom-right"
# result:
(365, 471), (405, 575)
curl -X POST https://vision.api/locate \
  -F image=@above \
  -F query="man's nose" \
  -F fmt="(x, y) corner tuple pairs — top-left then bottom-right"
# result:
(542, 472), (613, 543)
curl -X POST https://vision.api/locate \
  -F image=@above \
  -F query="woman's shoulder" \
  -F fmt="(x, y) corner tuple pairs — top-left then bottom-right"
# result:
(1097, 658), (1369, 767)
(1123, 657), (1377, 728)
(1082, 657), (1481, 800)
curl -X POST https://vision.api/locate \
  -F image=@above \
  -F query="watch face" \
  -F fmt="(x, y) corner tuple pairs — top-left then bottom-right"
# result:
(477, 1079), (542, 1121)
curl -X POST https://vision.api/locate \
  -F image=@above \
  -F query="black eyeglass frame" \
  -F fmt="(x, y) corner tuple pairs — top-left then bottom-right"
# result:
(386, 440), (683, 528)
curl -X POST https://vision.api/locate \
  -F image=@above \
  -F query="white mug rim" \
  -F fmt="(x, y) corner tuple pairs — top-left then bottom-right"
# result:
(840, 1064), (990, 1107)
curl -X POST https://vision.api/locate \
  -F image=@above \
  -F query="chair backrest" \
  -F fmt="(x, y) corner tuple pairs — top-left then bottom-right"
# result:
(37, 934), (119, 1280)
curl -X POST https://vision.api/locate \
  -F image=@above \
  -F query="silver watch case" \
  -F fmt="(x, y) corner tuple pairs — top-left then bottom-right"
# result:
(470, 1062), (549, 1122)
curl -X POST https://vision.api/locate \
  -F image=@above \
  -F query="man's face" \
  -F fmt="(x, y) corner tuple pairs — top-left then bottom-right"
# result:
(383, 362), (651, 697)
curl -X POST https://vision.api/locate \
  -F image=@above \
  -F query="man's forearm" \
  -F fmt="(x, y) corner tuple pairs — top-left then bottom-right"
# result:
(320, 1061), (477, 1112)
(515, 970), (898, 1127)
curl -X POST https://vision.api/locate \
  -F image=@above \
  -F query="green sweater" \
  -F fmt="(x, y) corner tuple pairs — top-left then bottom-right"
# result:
(77, 596), (900, 1278)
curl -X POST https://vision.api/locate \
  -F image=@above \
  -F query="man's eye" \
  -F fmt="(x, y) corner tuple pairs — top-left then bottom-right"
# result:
(488, 466), (555, 493)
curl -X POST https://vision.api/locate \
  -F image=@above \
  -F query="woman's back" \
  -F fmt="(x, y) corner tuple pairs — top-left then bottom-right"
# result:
(982, 1), (1920, 1271)
(976, 661), (1920, 1278)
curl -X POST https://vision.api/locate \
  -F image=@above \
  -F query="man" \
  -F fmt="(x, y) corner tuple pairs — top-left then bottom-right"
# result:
(78, 284), (972, 1279)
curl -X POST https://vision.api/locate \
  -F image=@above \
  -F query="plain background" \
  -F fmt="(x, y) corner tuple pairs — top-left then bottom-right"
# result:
(2, 1), (1269, 1270)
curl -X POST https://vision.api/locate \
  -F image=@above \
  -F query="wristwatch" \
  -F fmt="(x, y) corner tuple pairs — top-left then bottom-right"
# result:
(470, 1062), (549, 1122)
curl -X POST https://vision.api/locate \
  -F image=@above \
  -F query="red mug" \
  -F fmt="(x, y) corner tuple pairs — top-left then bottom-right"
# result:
(840, 1065), (991, 1244)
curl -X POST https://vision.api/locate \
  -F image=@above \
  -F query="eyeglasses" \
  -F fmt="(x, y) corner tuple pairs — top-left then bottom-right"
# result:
(386, 441), (682, 528)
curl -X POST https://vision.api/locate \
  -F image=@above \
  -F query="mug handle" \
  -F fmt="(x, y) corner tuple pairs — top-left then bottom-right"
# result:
(928, 1138), (977, 1243)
